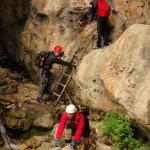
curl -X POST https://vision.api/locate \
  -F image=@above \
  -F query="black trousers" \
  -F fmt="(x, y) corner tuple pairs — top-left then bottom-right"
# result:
(67, 117), (91, 138)
(96, 16), (108, 47)
(37, 69), (53, 101)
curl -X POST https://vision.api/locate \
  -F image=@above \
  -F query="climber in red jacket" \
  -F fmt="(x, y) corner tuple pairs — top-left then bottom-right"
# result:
(91, 0), (111, 48)
(55, 104), (90, 149)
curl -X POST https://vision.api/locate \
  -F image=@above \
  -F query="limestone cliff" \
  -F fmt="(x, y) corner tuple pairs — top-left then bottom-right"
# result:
(19, 0), (150, 81)
(0, 0), (150, 80)
(1, 0), (150, 141)
(20, 0), (94, 82)
(0, 0), (31, 63)
(76, 24), (150, 138)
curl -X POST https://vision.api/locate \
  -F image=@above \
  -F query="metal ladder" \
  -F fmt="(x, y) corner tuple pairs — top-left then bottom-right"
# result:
(53, 68), (75, 105)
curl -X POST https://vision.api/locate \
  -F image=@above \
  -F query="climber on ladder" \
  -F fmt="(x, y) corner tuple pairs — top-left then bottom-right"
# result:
(35, 45), (76, 104)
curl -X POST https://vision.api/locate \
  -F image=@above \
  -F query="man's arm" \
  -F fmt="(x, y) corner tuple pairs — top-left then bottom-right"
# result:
(56, 113), (68, 140)
(90, 0), (98, 21)
(53, 58), (74, 68)
(72, 113), (85, 142)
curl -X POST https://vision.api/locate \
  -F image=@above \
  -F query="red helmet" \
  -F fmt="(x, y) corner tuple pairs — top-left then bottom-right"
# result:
(54, 45), (62, 54)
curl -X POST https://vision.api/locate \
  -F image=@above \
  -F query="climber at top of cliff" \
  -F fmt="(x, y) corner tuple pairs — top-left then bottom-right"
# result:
(90, 0), (113, 48)
(35, 45), (76, 104)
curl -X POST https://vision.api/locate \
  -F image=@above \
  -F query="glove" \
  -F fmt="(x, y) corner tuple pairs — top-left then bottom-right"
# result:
(55, 140), (61, 147)
(70, 140), (76, 149)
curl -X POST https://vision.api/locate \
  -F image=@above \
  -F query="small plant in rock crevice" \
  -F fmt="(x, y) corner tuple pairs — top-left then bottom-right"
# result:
(100, 111), (149, 150)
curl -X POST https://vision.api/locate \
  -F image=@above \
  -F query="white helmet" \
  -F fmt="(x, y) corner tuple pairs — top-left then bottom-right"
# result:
(66, 104), (77, 113)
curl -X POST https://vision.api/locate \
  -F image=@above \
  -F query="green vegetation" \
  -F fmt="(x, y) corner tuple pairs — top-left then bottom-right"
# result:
(100, 111), (149, 150)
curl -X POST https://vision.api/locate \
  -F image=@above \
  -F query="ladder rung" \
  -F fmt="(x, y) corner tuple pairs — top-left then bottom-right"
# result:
(58, 83), (65, 87)
(73, 55), (80, 62)
(63, 73), (71, 77)
(73, 54), (79, 58)
(53, 92), (60, 97)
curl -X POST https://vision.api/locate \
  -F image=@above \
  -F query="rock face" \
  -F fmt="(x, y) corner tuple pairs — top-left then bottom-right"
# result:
(0, 68), (37, 103)
(1, 0), (150, 82)
(52, 145), (74, 150)
(0, 0), (31, 67)
(75, 49), (117, 111)
(25, 135), (48, 149)
(96, 142), (112, 150)
(76, 24), (150, 137)
(110, 0), (150, 39)
(5, 104), (56, 131)
(34, 113), (55, 130)
(19, 0), (150, 81)
(37, 142), (52, 150)
(20, 0), (94, 81)
(0, 0), (150, 145)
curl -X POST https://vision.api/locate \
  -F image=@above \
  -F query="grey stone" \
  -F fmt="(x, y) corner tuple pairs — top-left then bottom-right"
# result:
(34, 113), (55, 130)
(0, 84), (18, 95)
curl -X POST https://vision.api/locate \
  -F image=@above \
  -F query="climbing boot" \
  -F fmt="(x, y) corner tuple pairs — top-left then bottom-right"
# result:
(96, 41), (101, 48)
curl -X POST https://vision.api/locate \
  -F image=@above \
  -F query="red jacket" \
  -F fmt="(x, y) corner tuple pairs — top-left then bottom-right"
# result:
(97, 0), (110, 17)
(56, 112), (85, 142)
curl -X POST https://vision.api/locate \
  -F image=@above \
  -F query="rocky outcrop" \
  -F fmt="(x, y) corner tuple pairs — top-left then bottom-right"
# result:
(20, 0), (150, 81)
(110, 0), (150, 39)
(76, 24), (150, 137)
(75, 49), (118, 111)
(96, 142), (112, 150)
(0, 68), (59, 149)
(34, 113), (55, 130)
(1, 0), (150, 82)
(0, 0), (31, 69)
(0, 68), (37, 104)
(20, 0), (94, 81)
(5, 104), (56, 131)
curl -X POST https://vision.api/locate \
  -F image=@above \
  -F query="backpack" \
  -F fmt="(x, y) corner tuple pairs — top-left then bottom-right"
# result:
(35, 51), (51, 68)
(81, 106), (89, 116)
(97, 0), (110, 17)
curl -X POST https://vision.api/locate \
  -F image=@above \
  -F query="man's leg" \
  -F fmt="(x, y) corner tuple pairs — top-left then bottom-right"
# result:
(100, 17), (109, 46)
(45, 72), (54, 99)
(37, 70), (48, 103)
(83, 117), (91, 150)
